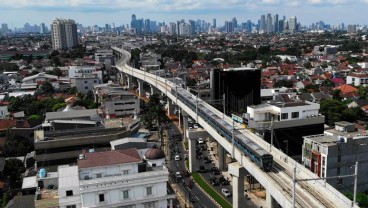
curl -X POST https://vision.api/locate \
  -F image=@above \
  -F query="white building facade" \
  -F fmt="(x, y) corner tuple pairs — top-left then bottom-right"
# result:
(346, 73), (368, 86)
(58, 148), (175, 208)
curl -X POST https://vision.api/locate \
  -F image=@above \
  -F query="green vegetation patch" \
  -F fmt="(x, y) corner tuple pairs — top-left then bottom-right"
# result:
(191, 172), (232, 208)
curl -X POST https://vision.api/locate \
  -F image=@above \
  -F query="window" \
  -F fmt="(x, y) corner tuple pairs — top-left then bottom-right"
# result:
(291, 112), (299, 119)
(144, 202), (156, 208)
(281, 113), (288, 120)
(337, 156), (341, 162)
(99, 194), (105, 202)
(84, 80), (88, 83)
(94, 80), (97, 83)
(66, 205), (76, 208)
(146, 187), (152, 195)
(66, 190), (73, 196)
(123, 190), (129, 199)
(337, 167), (340, 175)
(85, 86), (88, 89)
(123, 170), (129, 175)
(96, 173), (102, 178)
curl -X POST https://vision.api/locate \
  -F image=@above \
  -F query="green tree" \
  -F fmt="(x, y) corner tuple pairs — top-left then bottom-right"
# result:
(41, 82), (55, 94)
(186, 78), (197, 87)
(3, 132), (33, 157)
(357, 86), (368, 99)
(320, 99), (346, 126)
(273, 80), (294, 88)
(341, 107), (365, 123)
(52, 103), (67, 111)
(303, 84), (320, 93)
(4, 158), (26, 189)
(321, 79), (335, 88)
(52, 67), (62, 77)
(28, 114), (42, 120)
(303, 62), (313, 69)
(332, 89), (342, 101)
(345, 192), (368, 207)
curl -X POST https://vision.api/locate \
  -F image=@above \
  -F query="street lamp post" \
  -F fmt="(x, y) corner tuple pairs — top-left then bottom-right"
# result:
(284, 140), (289, 156)
(196, 83), (199, 122)
(222, 93), (226, 119)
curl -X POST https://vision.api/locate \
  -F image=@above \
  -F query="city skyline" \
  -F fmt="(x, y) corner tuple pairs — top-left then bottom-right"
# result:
(1, 0), (368, 28)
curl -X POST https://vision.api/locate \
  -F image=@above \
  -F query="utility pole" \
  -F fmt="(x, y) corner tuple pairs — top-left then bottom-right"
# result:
(222, 93), (226, 119)
(270, 115), (274, 152)
(292, 162), (359, 208)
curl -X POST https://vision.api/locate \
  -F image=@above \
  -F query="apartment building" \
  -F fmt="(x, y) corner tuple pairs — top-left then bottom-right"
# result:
(302, 121), (368, 192)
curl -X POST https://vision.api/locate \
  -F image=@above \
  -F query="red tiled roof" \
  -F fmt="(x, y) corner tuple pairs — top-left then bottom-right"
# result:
(78, 148), (142, 168)
(334, 84), (358, 94)
(331, 78), (345, 84)
(0, 119), (17, 131)
(348, 73), (368, 78)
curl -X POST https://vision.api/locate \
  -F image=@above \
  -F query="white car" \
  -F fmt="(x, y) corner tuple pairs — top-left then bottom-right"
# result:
(221, 188), (231, 197)
(198, 138), (204, 144)
(175, 155), (180, 161)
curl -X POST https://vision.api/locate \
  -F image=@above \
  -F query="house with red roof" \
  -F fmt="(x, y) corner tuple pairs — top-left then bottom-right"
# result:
(334, 84), (358, 95)
(346, 73), (368, 86)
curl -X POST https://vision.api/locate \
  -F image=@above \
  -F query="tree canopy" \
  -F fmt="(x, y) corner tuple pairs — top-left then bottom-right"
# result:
(273, 80), (293, 88)
(4, 158), (26, 189)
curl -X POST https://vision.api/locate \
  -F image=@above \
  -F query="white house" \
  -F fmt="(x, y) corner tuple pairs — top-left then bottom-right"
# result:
(346, 73), (368, 86)
(57, 148), (175, 208)
(0, 106), (9, 118)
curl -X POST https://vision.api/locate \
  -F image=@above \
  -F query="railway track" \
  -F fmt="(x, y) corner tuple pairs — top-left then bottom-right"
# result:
(273, 161), (336, 208)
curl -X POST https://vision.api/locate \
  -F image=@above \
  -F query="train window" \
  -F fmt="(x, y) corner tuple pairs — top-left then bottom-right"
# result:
(281, 113), (288, 120)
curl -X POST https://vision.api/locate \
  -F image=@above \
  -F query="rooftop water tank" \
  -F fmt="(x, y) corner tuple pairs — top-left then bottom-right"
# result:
(39, 168), (47, 178)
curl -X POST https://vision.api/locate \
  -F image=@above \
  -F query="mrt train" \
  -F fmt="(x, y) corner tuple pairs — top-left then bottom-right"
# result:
(172, 87), (273, 172)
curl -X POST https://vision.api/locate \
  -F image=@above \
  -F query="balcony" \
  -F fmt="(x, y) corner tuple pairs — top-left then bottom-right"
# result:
(247, 115), (325, 130)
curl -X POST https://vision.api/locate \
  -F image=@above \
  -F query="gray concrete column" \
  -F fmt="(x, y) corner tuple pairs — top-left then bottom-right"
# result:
(218, 144), (226, 171)
(127, 75), (133, 89)
(188, 135), (197, 173)
(228, 162), (246, 208)
(169, 199), (173, 208)
(167, 99), (175, 116)
(138, 79), (144, 97)
(120, 72), (126, 85)
(182, 111), (189, 143)
(266, 190), (276, 208)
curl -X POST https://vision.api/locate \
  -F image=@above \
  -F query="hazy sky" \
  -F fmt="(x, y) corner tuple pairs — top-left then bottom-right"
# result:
(1, 0), (367, 28)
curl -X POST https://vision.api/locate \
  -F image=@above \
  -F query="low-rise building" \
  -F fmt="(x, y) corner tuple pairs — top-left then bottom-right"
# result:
(95, 83), (140, 117)
(56, 148), (175, 208)
(302, 121), (368, 192)
(245, 94), (325, 156)
(346, 73), (368, 86)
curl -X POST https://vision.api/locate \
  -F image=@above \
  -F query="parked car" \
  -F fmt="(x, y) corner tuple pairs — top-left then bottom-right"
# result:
(182, 170), (191, 177)
(175, 155), (180, 161)
(175, 172), (182, 183)
(209, 177), (220, 186)
(198, 138), (204, 144)
(211, 167), (220, 175)
(221, 188), (231, 197)
(197, 165), (207, 173)
(219, 176), (230, 185)
(204, 156), (212, 164)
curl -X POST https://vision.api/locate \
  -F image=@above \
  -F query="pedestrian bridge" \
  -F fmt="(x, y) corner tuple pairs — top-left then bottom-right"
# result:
(112, 46), (357, 208)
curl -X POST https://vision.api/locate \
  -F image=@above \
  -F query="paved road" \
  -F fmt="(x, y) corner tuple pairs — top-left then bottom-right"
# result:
(167, 122), (218, 208)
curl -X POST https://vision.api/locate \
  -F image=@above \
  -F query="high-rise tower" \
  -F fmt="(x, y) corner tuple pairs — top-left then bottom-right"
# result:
(51, 18), (78, 50)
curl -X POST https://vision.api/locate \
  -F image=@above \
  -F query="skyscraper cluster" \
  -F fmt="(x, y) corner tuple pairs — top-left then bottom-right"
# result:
(51, 18), (78, 50)
(258, 13), (298, 34)
(130, 14), (162, 35)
